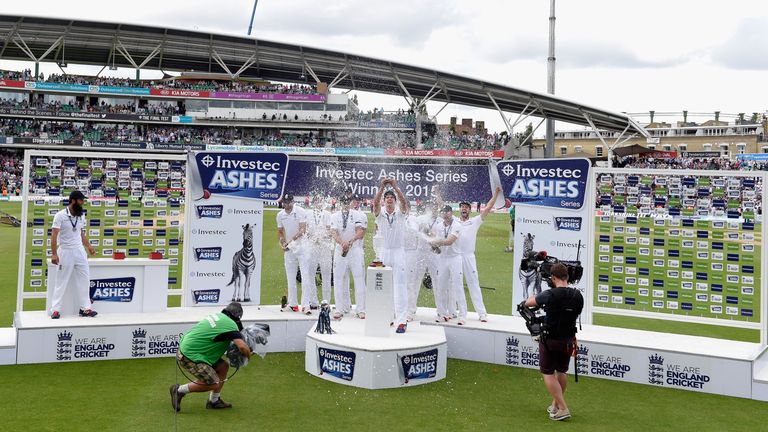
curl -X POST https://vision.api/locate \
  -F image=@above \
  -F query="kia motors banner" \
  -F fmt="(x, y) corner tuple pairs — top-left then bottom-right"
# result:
(497, 158), (592, 320)
(184, 151), (289, 306)
(283, 159), (492, 202)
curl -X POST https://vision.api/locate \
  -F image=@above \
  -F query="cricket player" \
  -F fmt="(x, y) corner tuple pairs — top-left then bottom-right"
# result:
(305, 196), (333, 304)
(429, 205), (467, 324)
(341, 192), (366, 300)
(49, 190), (97, 319)
(372, 178), (409, 333)
(457, 186), (502, 322)
(405, 201), (441, 321)
(276, 194), (314, 314)
(330, 195), (367, 319)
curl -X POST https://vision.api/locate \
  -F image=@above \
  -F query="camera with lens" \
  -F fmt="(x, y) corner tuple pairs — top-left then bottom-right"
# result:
(516, 301), (546, 341)
(520, 250), (584, 288)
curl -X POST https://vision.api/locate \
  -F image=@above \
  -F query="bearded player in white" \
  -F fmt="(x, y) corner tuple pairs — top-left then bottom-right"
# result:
(457, 186), (502, 322)
(372, 178), (410, 333)
(330, 195), (367, 319)
(405, 201), (442, 322)
(305, 195), (333, 304)
(277, 194), (314, 314)
(429, 205), (467, 324)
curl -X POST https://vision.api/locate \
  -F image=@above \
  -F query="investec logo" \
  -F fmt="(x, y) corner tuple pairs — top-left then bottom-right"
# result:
(318, 347), (355, 381)
(194, 247), (222, 261)
(400, 348), (438, 383)
(89, 277), (135, 302)
(196, 205), (223, 219)
(204, 154), (282, 193)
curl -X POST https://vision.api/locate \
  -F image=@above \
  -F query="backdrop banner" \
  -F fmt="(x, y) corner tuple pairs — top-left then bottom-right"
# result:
(184, 151), (289, 306)
(283, 159), (491, 203)
(497, 158), (592, 320)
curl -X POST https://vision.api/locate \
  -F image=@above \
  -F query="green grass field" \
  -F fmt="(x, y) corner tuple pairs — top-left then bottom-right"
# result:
(0, 201), (766, 430)
(1, 354), (767, 432)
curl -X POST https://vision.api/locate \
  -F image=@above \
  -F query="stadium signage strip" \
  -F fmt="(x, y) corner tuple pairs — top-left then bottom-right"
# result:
(205, 145), (503, 158)
(0, 79), (326, 102)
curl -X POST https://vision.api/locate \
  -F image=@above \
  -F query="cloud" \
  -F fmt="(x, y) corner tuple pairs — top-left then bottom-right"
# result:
(149, 0), (459, 46)
(712, 16), (768, 70)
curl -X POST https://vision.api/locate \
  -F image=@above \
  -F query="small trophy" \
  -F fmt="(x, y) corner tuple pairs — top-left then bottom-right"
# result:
(315, 301), (335, 334)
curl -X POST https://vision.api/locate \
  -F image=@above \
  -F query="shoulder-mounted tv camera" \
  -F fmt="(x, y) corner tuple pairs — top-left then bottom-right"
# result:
(519, 250), (584, 288)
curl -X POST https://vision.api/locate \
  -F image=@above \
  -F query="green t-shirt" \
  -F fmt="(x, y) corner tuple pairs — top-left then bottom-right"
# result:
(180, 312), (239, 365)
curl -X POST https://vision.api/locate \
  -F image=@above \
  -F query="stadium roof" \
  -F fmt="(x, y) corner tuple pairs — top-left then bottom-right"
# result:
(0, 14), (647, 136)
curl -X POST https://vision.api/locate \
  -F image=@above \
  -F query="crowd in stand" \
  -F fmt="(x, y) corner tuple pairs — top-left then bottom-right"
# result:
(615, 156), (768, 171)
(0, 68), (317, 94)
(0, 149), (22, 196)
(0, 97), (180, 116)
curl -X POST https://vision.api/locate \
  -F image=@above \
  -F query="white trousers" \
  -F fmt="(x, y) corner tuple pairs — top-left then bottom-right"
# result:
(308, 244), (333, 303)
(436, 254), (467, 319)
(462, 253), (487, 317)
(405, 249), (439, 316)
(333, 247), (366, 314)
(50, 247), (91, 313)
(283, 249), (314, 308)
(382, 247), (408, 325)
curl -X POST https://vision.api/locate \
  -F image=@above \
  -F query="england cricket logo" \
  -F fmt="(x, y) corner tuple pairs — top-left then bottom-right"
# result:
(131, 328), (147, 358)
(227, 224), (256, 302)
(576, 345), (589, 376)
(56, 331), (73, 361)
(648, 353), (664, 386)
(505, 336), (520, 366)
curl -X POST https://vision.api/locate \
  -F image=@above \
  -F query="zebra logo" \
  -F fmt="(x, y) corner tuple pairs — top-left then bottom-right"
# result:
(227, 224), (256, 302)
(519, 232), (542, 298)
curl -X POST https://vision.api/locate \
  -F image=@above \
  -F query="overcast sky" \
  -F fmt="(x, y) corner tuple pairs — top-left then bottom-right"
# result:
(2, 0), (767, 135)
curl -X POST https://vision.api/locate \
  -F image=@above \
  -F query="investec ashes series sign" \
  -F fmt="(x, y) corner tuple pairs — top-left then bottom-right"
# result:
(497, 158), (590, 210)
(318, 347), (356, 381)
(193, 152), (288, 200)
(89, 277), (136, 302)
(399, 349), (439, 383)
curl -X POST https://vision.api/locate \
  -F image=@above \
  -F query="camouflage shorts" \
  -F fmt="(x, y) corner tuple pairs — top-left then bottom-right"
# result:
(177, 352), (220, 385)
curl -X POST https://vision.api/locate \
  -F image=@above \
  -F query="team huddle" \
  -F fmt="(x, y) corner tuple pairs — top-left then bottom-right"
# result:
(276, 178), (502, 333)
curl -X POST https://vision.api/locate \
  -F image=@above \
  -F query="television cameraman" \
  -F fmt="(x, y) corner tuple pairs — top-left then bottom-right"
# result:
(524, 262), (584, 421)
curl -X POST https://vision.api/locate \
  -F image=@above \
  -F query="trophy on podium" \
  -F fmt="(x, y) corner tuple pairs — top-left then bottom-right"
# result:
(371, 229), (385, 267)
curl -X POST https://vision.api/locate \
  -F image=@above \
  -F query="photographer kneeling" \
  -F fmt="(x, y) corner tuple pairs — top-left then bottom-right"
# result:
(524, 263), (584, 421)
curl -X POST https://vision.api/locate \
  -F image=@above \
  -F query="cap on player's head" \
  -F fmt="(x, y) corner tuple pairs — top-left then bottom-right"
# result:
(69, 190), (86, 202)
(282, 194), (294, 203)
(459, 200), (471, 208)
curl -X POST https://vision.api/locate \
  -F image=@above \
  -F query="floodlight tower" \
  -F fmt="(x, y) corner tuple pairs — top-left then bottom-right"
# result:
(247, 0), (259, 36)
(544, 0), (556, 158)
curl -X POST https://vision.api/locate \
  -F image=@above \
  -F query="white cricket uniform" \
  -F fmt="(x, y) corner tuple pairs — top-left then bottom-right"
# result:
(306, 208), (334, 303)
(457, 215), (487, 318)
(436, 218), (467, 319)
(277, 206), (313, 308)
(330, 210), (367, 314)
(50, 208), (91, 313)
(406, 213), (440, 318)
(376, 208), (408, 325)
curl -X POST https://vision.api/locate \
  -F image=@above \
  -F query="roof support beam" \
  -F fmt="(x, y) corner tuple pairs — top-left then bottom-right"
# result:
(328, 66), (348, 90)
(234, 53), (257, 78)
(303, 61), (321, 84)
(581, 110), (612, 165)
(0, 19), (21, 58)
(115, 39), (138, 69)
(487, 92), (514, 136)
(138, 43), (163, 69)
(211, 49), (234, 78)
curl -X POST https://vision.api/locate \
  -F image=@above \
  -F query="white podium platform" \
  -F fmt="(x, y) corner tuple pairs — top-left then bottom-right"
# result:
(45, 258), (170, 316)
(418, 309), (764, 399)
(305, 318), (447, 389)
(13, 305), (315, 364)
(0, 328), (16, 365)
